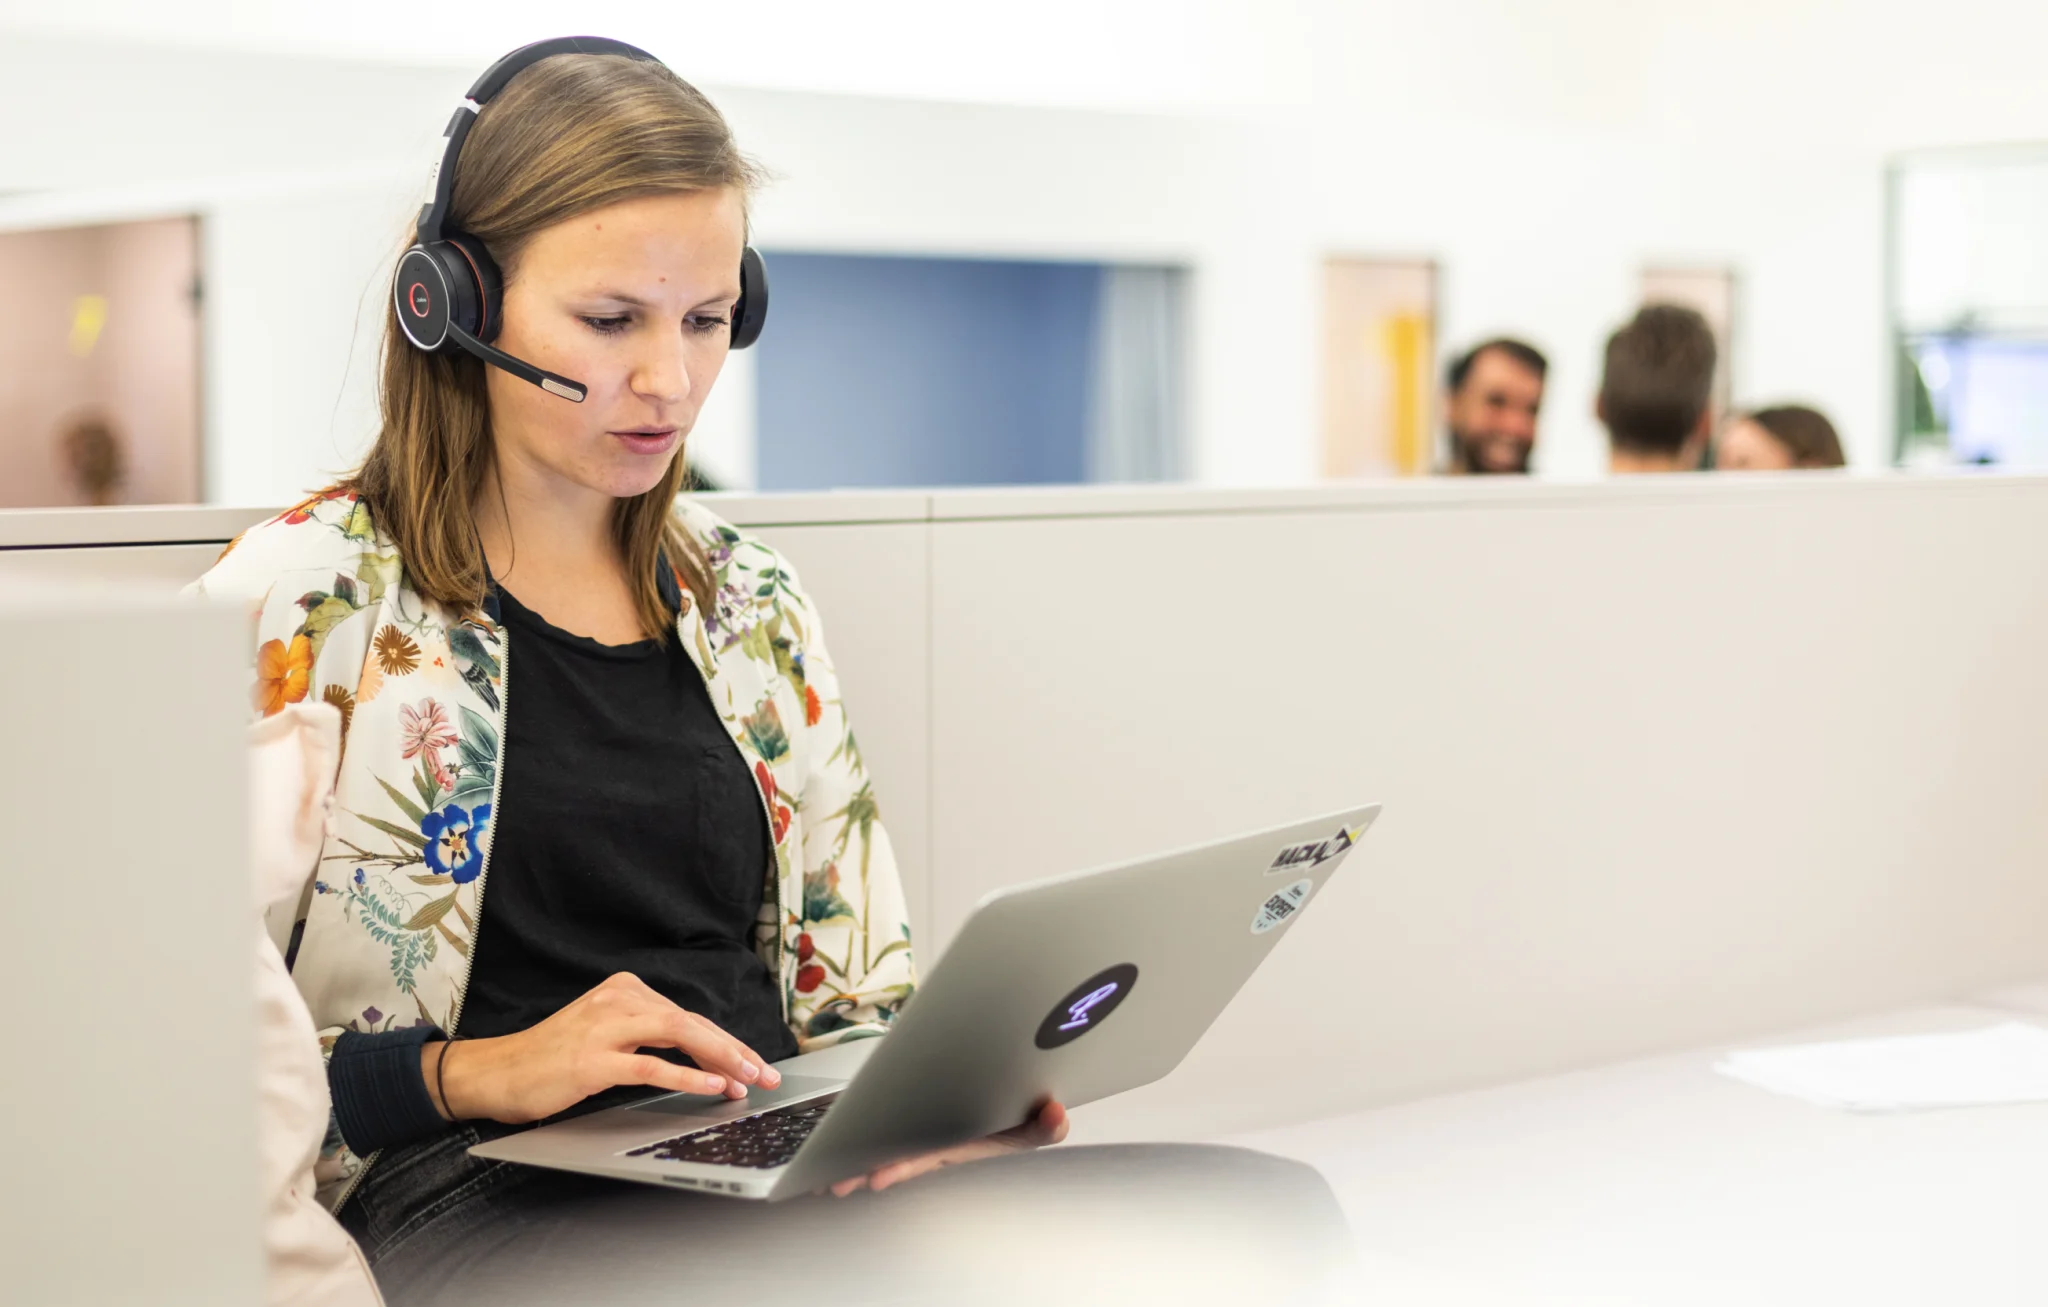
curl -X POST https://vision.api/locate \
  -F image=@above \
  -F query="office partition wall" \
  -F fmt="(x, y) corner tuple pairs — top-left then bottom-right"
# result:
(7, 475), (2047, 1147)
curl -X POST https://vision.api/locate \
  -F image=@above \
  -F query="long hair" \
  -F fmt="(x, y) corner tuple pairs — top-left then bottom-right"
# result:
(347, 53), (763, 635)
(1745, 404), (1846, 469)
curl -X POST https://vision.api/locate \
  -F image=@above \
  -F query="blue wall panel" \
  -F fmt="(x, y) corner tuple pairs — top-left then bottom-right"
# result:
(753, 252), (1101, 491)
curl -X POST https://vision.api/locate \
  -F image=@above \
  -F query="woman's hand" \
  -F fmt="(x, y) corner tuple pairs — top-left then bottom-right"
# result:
(828, 1100), (1069, 1196)
(423, 971), (781, 1124)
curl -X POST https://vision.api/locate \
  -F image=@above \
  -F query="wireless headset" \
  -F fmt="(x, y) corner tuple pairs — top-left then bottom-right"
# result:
(392, 36), (769, 403)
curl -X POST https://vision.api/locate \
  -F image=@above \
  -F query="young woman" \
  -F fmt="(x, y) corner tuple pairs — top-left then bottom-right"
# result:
(196, 43), (1062, 1284)
(1716, 404), (1847, 471)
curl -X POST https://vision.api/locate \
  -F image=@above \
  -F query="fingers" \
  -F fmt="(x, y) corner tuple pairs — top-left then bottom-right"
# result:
(655, 1010), (781, 1091)
(1029, 1100), (1070, 1146)
(995, 1099), (1069, 1146)
(589, 974), (781, 1091)
(853, 1102), (1074, 1196)
(615, 1053), (734, 1100)
(869, 1151), (961, 1192)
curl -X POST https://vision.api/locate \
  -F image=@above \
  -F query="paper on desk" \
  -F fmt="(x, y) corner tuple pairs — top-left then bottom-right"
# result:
(1715, 1021), (2048, 1112)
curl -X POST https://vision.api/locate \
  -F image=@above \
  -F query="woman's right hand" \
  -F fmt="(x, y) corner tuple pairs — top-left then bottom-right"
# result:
(423, 971), (782, 1125)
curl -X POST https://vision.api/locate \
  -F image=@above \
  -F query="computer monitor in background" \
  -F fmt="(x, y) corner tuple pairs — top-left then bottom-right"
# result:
(1909, 334), (2048, 467)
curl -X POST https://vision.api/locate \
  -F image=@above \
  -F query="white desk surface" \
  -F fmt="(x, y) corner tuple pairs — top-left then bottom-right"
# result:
(1219, 983), (2048, 1306)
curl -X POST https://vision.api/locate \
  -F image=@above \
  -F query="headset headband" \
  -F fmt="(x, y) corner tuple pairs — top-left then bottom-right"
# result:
(416, 36), (659, 245)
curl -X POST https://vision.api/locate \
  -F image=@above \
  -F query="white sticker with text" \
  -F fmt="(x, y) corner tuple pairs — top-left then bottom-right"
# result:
(1251, 878), (1315, 934)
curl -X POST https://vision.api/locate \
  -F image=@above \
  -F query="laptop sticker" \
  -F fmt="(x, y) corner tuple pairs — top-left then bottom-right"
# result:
(1251, 878), (1315, 934)
(1034, 963), (1140, 1050)
(1266, 823), (1365, 875)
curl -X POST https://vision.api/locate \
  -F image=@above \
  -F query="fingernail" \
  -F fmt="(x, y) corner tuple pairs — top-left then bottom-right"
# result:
(740, 1060), (760, 1081)
(704, 1076), (724, 1092)
(761, 1066), (781, 1087)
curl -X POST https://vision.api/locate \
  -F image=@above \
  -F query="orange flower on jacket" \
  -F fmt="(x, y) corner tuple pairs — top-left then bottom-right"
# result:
(253, 634), (314, 716)
(273, 485), (351, 526)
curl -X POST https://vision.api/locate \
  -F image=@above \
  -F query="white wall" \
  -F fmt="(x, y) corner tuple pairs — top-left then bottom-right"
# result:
(1897, 149), (2048, 332)
(6, 0), (2043, 492)
(10, 0), (2048, 149)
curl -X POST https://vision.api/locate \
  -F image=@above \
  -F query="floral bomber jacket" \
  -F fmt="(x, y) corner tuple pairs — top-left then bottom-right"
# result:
(193, 489), (917, 1210)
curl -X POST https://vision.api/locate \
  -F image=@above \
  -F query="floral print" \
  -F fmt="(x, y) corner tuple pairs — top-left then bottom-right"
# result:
(373, 624), (420, 675)
(193, 489), (916, 1211)
(321, 684), (356, 740)
(742, 700), (790, 763)
(420, 802), (490, 882)
(754, 762), (793, 844)
(253, 634), (313, 715)
(399, 698), (458, 791)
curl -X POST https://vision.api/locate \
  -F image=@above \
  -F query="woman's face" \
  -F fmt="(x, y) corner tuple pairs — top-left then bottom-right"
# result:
(1716, 418), (1796, 471)
(484, 187), (746, 503)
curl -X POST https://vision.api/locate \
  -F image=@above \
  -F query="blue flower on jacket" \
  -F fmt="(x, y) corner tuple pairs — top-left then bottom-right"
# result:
(420, 802), (490, 883)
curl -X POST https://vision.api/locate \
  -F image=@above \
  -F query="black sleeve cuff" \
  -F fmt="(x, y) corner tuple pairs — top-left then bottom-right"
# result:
(330, 1025), (449, 1155)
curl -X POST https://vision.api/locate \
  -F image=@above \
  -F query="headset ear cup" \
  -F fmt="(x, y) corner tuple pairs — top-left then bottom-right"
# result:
(395, 246), (453, 350)
(395, 241), (487, 351)
(731, 246), (769, 351)
(443, 234), (503, 342)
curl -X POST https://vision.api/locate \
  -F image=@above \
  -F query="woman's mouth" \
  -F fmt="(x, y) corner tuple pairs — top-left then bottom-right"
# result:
(611, 428), (679, 456)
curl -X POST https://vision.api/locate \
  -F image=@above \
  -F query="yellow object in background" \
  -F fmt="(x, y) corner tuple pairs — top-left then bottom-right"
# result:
(69, 294), (109, 358)
(1383, 312), (1429, 475)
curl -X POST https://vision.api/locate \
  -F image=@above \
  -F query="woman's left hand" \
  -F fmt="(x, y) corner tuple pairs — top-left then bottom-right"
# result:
(829, 1099), (1069, 1196)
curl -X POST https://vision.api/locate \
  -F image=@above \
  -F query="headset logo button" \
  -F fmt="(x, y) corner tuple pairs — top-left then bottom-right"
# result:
(408, 282), (432, 317)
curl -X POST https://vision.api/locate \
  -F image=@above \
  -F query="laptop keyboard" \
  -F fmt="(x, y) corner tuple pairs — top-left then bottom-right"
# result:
(624, 1096), (837, 1170)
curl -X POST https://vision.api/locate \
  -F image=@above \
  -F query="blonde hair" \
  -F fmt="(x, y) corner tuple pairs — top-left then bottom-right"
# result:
(348, 53), (763, 636)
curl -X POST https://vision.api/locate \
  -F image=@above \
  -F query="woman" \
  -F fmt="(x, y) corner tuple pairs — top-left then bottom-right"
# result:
(196, 43), (1062, 1287)
(1716, 404), (1846, 471)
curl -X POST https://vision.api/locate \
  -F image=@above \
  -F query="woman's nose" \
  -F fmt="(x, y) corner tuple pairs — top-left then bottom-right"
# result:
(631, 338), (691, 406)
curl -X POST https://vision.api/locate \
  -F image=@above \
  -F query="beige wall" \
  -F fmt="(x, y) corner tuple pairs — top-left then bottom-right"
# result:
(0, 574), (259, 1306)
(0, 216), (201, 508)
(5, 477), (2048, 1150)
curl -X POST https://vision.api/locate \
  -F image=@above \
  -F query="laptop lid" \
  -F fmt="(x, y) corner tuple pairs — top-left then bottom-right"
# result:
(772, 804), (1380, 1195)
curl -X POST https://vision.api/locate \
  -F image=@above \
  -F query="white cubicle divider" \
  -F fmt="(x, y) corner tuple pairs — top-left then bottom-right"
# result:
(6, 475), (2048, 1153)
(0, 570), (259, 1307)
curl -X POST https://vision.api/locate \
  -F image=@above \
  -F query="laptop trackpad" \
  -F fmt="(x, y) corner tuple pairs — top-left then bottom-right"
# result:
(628, 1074), (843, 1119)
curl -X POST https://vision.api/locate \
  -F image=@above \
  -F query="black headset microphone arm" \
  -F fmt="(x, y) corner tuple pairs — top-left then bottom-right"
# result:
(444, 321), (588, 403)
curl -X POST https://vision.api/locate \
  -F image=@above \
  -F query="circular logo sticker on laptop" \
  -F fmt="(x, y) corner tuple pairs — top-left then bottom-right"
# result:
(1251, 878), (1315, 934)
(1034, 963), (1140, 1050)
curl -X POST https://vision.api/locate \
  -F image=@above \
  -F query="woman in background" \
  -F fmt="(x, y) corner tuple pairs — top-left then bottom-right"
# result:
(1717, 404), (1846, 471)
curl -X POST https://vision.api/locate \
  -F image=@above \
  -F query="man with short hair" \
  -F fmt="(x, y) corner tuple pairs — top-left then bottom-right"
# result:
(1597, 305), (1717, 474)
(1442, 338), (1547, 475)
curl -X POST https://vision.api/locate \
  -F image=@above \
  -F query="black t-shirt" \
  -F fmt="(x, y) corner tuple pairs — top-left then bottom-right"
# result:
(459, 584), (796, 1064)
(327, 584), (795, 1155)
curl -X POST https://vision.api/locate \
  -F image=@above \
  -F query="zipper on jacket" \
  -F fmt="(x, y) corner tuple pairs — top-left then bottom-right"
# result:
(679, 611), (790, 1019)
(330, 623), (511, 1217)
(443, 623), (509, 1041)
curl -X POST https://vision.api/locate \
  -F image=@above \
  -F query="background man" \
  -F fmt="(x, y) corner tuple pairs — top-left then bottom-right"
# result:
(1442, 338), (1548, 475)
(1597, 305), (1717, 474)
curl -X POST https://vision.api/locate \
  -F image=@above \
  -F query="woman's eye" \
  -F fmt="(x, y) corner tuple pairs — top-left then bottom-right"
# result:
(688, 314), (731, 335)
(580, 315), (630, 336)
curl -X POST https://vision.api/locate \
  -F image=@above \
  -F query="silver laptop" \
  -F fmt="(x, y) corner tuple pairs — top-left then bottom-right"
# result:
(470, 804), (1381, 1200)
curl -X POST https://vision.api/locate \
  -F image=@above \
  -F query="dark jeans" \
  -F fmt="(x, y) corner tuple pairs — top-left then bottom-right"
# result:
(341, 1126), (1357, 1307)
(337, 1124), (603, 1283)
